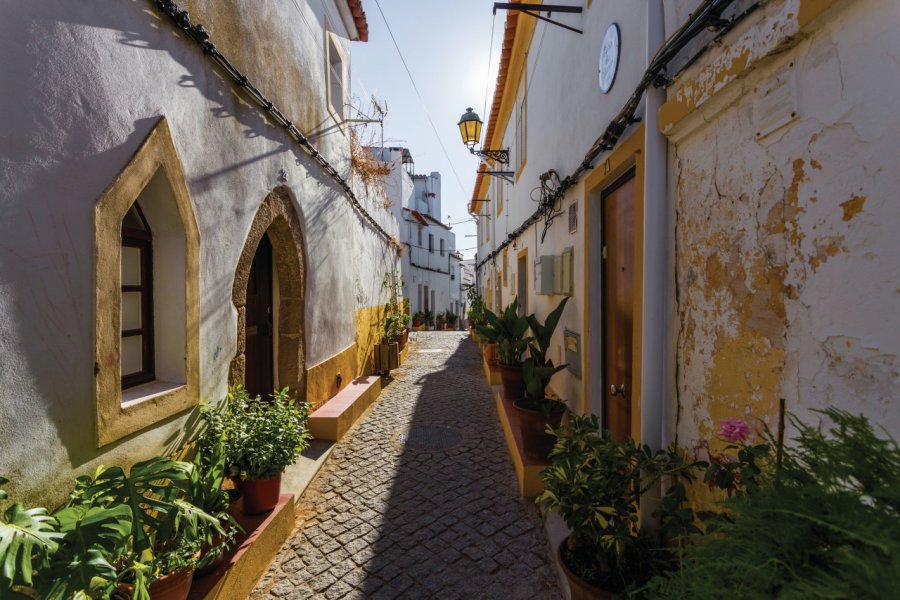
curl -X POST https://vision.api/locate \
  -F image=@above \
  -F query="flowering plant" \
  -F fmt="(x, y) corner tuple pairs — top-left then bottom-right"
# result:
(699, 417), (771, 496)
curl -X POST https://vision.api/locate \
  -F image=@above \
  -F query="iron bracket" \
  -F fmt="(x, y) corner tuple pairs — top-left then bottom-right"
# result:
(493, 3), (583, 35)
(470, 147), (510, 164)
(481, 170), (516, 184)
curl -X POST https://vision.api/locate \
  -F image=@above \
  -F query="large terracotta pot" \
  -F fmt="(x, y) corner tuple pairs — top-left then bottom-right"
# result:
(117, 567), (195, 600)
(558, 541), (612, 600)
(513, 398), (566, 459)
(497, 363), (525, 399)
(240, 474), (282, 515)
(482, 343), (498, 366)
(400, 329), (409, 350)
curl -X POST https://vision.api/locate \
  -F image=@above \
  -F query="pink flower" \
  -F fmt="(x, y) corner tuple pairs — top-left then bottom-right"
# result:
(718, 418), (751, 443)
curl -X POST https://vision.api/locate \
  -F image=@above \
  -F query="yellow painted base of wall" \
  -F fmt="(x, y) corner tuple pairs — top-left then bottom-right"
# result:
(483, 358), (501, 386)
(305, 305), (389, 411)
(496, 390), (548, 498)
(399, 343), (409, 366)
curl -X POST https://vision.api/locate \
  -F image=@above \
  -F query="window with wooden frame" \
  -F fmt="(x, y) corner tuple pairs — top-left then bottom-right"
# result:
(121, 203), (155, 388)
(326, 31), (345, 122)
(502, 249), (509, 286)
(515, 75), (527, 177)
(495, 177), (504, 216)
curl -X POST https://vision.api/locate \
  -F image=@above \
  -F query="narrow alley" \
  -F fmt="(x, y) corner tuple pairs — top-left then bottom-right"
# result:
(252, 333), (561, 600)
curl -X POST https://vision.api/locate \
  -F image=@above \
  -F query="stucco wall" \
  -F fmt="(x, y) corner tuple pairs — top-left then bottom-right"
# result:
(666, 0), (900, 447)
(0, 0), (398, 507)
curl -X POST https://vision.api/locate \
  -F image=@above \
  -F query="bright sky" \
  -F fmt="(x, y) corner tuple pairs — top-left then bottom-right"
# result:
(351, 0), (502, 259)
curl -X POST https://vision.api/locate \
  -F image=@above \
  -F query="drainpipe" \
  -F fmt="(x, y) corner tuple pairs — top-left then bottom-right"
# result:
(640, 0), (669, 527)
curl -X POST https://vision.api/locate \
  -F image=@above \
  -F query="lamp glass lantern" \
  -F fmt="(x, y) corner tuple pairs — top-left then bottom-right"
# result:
(457, 107), (483, 149)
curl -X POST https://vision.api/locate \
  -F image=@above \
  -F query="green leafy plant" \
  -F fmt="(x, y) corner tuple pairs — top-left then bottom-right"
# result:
(0, 477), (63, 594)
(466, 286), (486, 328)
(412, 311), (427, 326)
(520, 297), (570, 415)
(536, 415), (702, 595)
(200, 386), (311, 482)
(189, 438), (240, 569)
(647, 408), (900, 599)
(476, 298), (531, 366)
(435, 312), (446, 327)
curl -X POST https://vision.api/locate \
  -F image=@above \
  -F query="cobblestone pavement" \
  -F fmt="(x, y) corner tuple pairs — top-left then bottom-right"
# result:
(252, 332), (561, 600)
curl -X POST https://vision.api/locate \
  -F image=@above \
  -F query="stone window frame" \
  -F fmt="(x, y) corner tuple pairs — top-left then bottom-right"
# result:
(93, 117), (200, 448)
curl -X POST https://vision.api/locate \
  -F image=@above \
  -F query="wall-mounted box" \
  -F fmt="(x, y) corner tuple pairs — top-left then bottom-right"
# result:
(535, 255), (555, 295)
(564, 329), (581, 378)
(553, 247), (574, 296)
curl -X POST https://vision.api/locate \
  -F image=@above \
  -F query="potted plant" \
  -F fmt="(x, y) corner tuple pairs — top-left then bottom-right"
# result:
(537, 416), (702, 599)
(412, 311), (426, 329)
(191, 437), (241, 576)
(477, 298), (531, 399)
(435, 311), (446, 330)
(200, 386), (310, 515)
(514, 297), (570, 458)
(444, 310), (458, 330)
(383, 311), (410, 351)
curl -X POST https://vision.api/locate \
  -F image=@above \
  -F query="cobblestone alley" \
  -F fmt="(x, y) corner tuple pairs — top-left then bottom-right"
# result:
(251, 332), (561, 599)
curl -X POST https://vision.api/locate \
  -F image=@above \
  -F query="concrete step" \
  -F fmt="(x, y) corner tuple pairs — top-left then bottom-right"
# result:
(308, 375), (382, 441)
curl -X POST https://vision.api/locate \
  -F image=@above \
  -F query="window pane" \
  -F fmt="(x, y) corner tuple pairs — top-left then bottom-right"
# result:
(121, 291), (142, 330)
(122, 334), (143, 376)
(122, 246), (141, 286)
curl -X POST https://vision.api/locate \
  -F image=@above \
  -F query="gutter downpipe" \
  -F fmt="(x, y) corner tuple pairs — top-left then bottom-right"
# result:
(640, 0), (669, 528)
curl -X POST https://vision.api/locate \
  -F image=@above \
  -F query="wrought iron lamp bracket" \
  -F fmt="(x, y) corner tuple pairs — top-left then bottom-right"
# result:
(470, 147), (510, 164)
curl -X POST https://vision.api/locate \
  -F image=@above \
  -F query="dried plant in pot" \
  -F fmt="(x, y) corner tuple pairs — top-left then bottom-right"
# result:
(200, 386), (311, 515)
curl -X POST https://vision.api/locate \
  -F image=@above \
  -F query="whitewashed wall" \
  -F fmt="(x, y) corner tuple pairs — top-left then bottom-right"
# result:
(0, 0), (398, 507)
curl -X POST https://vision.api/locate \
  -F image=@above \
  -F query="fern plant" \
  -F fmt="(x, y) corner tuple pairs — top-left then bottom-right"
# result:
(647, 408), (900, 599)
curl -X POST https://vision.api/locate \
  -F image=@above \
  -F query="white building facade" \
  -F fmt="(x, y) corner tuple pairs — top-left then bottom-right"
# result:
(373, 147), (460, 323)
(471, 0), (900, 450)
(0, 0), (399, 507)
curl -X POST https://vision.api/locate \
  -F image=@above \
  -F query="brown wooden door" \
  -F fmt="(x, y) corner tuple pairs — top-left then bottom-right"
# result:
(602, 171), (635, 441)
(245, 233), (274, 399)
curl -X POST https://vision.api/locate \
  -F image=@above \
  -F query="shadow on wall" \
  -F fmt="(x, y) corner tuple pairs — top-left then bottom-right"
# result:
(0, 0), (394, 503)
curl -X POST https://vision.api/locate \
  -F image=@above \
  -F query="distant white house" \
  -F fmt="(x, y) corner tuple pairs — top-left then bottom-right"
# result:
(370, 147), (459, 324)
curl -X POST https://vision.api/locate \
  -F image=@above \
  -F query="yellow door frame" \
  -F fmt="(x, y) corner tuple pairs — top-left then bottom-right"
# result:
(582, 125), (645, 441)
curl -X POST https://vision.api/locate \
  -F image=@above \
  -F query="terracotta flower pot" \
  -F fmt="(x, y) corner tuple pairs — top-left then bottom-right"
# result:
(482, 343), (498, 366)
(497, 363), (525, 399)
(195, 522), (232, 578)
(558, 541), (612, 600)
(400, 329), (409, 350)
(240, 474), (282, 515)
(117, 567), (195, 600)
(513, 398), (566, 459)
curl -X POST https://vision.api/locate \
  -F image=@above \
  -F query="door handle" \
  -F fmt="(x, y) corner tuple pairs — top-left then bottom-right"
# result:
(610, 384), (626, 397)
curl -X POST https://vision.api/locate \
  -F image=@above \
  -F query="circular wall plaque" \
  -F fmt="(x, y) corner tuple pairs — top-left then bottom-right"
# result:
(599, 23), (620, 94)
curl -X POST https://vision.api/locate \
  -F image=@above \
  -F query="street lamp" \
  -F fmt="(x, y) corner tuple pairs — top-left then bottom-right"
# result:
(457, 107), (509, 164)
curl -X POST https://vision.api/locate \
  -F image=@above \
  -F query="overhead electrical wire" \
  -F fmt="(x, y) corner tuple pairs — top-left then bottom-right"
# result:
(372, 0), (468, 199)
(151, 0), (398, 249)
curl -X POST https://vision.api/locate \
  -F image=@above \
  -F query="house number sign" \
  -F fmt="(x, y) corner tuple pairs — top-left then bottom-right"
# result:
(598, 23), (620, 93)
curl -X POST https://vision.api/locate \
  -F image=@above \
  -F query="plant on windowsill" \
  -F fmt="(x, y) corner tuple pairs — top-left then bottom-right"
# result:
(199, 386), (310, 515)
(537, 416), (703, 599)
(477, 297), (531, 399)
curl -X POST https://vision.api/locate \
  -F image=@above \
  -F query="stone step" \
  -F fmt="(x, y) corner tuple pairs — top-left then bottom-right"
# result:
(308, 375), (382, 441)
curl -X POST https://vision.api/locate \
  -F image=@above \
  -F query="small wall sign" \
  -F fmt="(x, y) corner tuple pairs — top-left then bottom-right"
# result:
(599, 23), (620, 94)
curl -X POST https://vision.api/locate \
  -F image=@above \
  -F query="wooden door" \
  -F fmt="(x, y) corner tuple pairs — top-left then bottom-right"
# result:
(245, 233), (274, 399)
(517, 253), (527, 316)
(602, 172), (635, 441)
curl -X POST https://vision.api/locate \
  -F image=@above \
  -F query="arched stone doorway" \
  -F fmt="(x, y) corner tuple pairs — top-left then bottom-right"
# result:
(230, 186), (307, 401)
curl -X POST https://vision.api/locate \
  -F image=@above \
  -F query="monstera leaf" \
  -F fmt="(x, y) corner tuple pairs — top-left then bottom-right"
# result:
(38, 504), (133, 599)
(0, 502), (62, 588)
(77, 457), (191, 554)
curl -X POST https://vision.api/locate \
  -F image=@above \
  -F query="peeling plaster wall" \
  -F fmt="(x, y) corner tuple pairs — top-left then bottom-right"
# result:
(666, 0), (900, 450)
(0, 0), (397, 507)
